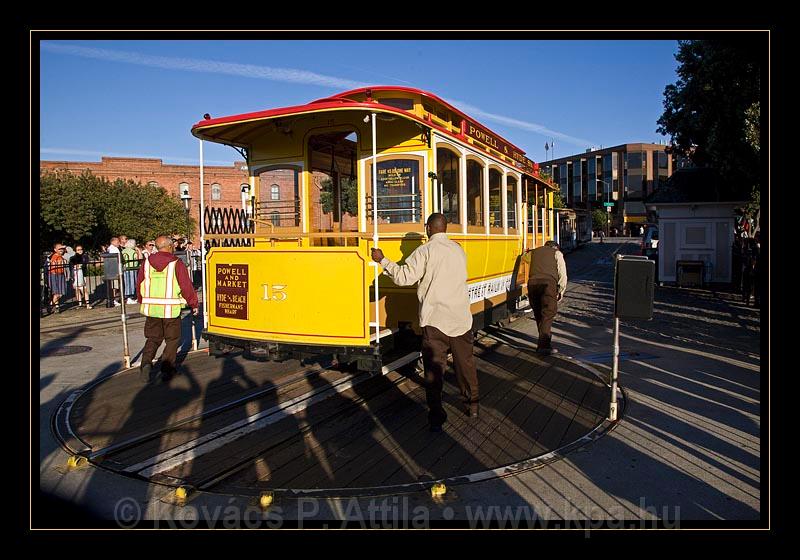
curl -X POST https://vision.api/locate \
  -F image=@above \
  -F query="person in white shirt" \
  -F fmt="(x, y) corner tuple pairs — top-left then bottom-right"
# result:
(371, 213), (479, 432)
(107, 236), (121, 305)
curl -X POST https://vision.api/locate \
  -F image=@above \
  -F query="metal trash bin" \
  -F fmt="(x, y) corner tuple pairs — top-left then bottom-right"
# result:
(676, 260), (704, 288)
(175, 249), (189, 268)
(101, 252), (121, 307)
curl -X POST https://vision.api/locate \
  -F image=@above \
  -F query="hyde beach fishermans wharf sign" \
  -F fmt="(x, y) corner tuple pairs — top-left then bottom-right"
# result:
(216, 264), (248, 319)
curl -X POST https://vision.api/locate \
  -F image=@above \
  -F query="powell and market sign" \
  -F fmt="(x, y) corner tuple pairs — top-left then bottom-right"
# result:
(464, 121), (537, 175)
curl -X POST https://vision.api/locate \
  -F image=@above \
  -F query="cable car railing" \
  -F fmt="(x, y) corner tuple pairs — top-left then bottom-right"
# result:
(254, 199), (302, 228)
(203, 207), (255, 252)
(365, 192), (423, 224)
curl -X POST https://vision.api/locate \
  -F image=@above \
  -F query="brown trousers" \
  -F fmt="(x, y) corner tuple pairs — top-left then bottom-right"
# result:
(421, 326), (479, 425)
(527, 279), (558, 350)
(142, 316), (182, 373)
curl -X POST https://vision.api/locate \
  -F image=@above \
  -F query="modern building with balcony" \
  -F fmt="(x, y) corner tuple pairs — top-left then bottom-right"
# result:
(539, 143), (674, 234)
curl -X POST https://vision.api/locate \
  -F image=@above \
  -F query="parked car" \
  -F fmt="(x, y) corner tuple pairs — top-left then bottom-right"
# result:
(641, 224), (659, 259)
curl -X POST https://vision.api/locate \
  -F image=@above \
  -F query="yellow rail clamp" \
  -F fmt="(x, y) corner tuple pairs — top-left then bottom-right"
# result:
(175, 486), (189, 504)
(430, 483), (447, 498)
(66, 455), (88, 471)
(259, 492), (274, 510)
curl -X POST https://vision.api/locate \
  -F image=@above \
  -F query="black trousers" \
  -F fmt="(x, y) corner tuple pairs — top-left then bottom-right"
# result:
(527, 279), (558, 349)
(421, 326), (479, 425)
(141, 316), (182, 372)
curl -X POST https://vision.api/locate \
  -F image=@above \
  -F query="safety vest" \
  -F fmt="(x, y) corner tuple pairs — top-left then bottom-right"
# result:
(139, 258), (187, 318)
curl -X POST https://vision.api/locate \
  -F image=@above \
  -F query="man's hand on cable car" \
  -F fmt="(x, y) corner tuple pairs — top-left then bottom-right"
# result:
(371, 248), (385, 263)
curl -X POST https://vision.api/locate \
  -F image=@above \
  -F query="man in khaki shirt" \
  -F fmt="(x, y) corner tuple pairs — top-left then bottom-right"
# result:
(521, 240), (568, 355)
(371, 213), (479, 432)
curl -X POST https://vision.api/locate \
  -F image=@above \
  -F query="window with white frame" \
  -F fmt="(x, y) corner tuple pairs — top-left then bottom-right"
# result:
(506, 176), (517, 230)
(211, 183), (221, 200)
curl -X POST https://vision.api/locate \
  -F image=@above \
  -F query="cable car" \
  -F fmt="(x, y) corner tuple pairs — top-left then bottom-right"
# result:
(191, 86), (559, 370)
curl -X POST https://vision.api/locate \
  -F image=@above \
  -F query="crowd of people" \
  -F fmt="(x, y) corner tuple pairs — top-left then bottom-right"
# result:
(42, 234), (201, 314)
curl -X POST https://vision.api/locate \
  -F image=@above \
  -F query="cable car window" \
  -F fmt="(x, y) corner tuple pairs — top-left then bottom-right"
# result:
(436, 148), (460, 225)
(466, 160), (483, 227)
(368, 159), (421, 224)
(378, 98), (414, 111)
(506, 176), (517, 231)
(257, 168), (300, 228)
(489, 169), (502, 230)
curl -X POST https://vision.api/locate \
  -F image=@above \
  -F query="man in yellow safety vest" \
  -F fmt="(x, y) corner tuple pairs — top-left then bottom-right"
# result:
(136, 235), (199, 384)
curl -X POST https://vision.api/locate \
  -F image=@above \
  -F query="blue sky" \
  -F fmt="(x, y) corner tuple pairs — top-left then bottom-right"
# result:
(40, 40), (680, 166)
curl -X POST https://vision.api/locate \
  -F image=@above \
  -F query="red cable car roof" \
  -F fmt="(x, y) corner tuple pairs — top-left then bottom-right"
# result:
(191, 86), (543, 177)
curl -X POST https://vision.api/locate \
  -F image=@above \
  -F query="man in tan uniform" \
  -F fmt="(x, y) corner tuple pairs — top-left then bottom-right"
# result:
(371, 213), (479, 432)
(522, 240), (568, 355)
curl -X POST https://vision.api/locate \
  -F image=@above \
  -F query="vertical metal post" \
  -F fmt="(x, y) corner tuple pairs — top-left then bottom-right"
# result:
(501, 174), (508, 235)
(371, 113), (381, 344)
(411, 176), (417, 222)
(609, 315), (620, 421)
(117, 251), (131, 368)
(555, 210), (560, 247)
(541, 207), (546, 241)
(522, 203), (528, 252)
(199, 139), (208, 329)
(606, 179), (611, 237)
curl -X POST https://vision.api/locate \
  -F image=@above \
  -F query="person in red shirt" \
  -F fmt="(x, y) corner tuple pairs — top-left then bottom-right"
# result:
(48, 243), (68, 313)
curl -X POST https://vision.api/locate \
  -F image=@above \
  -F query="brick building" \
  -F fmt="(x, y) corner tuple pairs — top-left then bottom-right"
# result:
(40, 156), (358, 241)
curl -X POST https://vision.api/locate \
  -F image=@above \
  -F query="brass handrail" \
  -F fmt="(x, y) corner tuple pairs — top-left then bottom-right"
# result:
(204, 231), (427, 240)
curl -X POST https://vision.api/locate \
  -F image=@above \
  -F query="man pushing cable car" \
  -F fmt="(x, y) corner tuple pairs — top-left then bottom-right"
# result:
(371, 213), (479, 433)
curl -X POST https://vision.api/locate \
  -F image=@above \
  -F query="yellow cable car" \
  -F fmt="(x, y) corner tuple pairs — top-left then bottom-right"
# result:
(192, 87), (558, 370)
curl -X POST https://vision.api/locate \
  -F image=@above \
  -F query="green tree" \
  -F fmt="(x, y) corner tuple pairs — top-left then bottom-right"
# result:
(320, 177), (358, 216)
(551, 192), (565, 209)
(592, 208), (608, 233)
(40, 170), (104, 250)
(744, 101), (760, 154)
(103, 178), (194, 242)
(657, 39), (762, 200)
(39, 171), (195, 251)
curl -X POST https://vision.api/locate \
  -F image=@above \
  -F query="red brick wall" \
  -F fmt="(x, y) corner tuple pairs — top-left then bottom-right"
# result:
(40, 156), (362, 239)
(40, 157), (249, 242)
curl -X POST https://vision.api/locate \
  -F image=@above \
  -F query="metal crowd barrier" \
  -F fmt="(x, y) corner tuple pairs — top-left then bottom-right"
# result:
(40, 255), (147, 313)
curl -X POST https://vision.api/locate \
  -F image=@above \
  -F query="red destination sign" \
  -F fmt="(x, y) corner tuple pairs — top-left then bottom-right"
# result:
(215, 264), (248, 320)
(464, 121), (536, 174)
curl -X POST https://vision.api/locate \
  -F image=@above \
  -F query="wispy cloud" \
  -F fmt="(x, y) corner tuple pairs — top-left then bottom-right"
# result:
(42, 42), (592, 149)
(40, 147), (234, 167)
(444, 97), (597, 148)
(334, 63), (414, 86)
(41, 42), (370, 90)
